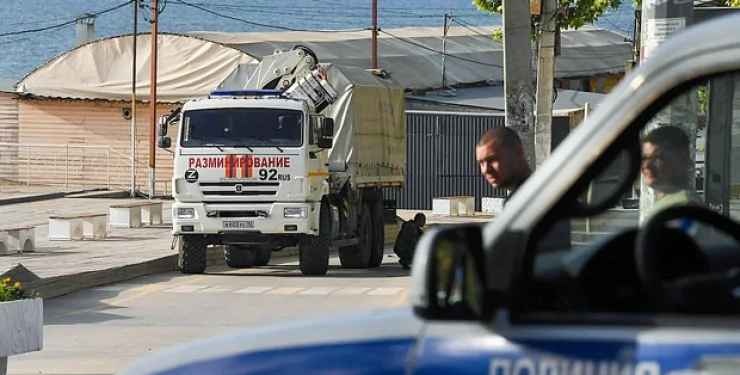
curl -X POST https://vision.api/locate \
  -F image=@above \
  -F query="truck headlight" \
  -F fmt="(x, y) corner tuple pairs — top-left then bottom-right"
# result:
(284, 207), (307, 218)
(177, 207), (195, 219)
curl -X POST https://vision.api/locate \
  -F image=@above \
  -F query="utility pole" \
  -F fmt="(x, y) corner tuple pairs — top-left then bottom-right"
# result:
(441, 13), (450, 89)
(371, 0), (378, 69)
(130, 0), (138, 198)
(639, 0), (695, 223)
(148, 0), (158, 199)
(534, 0), (557, 167)
(502, 0), (536, 166)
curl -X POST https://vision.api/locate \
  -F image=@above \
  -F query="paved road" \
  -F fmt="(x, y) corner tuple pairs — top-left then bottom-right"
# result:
(8, 248), (411, 375)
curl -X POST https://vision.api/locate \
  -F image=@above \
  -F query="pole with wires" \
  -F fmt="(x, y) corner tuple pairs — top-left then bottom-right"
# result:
(442, 13), (450, 89)
(148, 0), (158, 199)
(371, 0), (378, 69)
(130, 0), (138, 198)
(534, 0), (556, 168)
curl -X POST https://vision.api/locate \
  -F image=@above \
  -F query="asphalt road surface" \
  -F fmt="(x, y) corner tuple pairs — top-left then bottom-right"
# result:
(8, 248), (411, 375)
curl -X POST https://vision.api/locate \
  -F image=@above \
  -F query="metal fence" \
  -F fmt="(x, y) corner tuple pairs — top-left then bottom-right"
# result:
(0, 142), (113, 190)
(385, 111), (508, 211)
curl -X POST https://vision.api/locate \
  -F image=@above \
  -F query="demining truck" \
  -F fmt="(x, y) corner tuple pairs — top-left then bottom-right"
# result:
(158, 47), (405, 275)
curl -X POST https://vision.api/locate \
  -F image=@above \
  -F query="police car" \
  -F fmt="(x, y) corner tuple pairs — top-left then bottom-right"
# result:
(122, 13), (740, 375)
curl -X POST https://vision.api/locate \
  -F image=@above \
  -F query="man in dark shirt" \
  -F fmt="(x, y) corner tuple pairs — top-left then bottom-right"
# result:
(394, 213), (426, 269)
(475, 127), (532, 200)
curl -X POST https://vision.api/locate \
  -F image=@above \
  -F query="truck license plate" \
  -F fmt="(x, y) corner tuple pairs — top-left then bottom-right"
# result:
(223, 220), (254, 230)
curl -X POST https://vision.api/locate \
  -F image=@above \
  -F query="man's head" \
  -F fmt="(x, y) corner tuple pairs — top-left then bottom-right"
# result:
(475, 127), (531, 190)
(641, 126), (690, 192)
(413, 213), (426, 227)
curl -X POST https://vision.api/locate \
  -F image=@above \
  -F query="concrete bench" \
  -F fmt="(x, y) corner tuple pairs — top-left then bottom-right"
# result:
(0, 226), (35, 254)
(109, 201), (163, 228)
(432, 196), (475, 216)
(48, 213), (108, 241)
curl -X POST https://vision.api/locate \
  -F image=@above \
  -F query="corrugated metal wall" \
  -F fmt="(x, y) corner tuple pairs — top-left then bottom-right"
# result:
(15, 99), (177, 192)
(0, 92), (19, 182)
(385, 111), (507, 211)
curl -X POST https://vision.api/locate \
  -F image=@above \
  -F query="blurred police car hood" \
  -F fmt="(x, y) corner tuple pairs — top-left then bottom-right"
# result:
(119, 307), (423, 375)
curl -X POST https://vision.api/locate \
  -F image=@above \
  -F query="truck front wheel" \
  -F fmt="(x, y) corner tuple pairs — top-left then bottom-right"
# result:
(178, 235), (207, 274)
(299, 236), (330, 276)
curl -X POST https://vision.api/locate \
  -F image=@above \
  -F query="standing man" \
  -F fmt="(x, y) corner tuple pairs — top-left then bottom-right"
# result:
(476, 127), (532, 199)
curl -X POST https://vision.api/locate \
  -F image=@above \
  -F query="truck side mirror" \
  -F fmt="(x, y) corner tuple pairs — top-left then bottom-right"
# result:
(158, 115), (169, 137)
(410, 225), (489, 321)
(158, 136), (171, 149)
(318, 118), (334, 149)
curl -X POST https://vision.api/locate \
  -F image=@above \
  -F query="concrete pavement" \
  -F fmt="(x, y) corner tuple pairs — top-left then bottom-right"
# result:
(7, 251), (412, 375)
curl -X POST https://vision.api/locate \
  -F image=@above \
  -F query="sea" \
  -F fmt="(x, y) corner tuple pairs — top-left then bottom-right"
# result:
(0, 0), (635, 82)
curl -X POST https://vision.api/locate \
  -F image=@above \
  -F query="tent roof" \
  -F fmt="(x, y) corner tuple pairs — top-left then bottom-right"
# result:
(17, 33), (256, 102)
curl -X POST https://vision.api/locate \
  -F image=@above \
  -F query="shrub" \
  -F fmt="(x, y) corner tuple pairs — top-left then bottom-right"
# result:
(0, 277), (25, 302)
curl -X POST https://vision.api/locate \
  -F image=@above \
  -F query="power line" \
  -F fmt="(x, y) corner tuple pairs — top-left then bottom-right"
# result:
(171, 0), (368, 32)
(0, 1), (134, 38)
(378, 29), (503, 69)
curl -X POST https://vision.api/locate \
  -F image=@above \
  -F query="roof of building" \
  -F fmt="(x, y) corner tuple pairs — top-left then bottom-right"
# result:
(16, 26), (630, 101)
(407, 85), (605, 113)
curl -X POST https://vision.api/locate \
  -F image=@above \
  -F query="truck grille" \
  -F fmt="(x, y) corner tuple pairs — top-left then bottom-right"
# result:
(199, 181), (278, 198)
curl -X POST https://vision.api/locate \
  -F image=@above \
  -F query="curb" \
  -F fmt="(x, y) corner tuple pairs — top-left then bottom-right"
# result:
(23, 225), (399, 300)
(0, 192), (66, 206)
(0, 188), (111, 206)
(25, 247), (301, 300)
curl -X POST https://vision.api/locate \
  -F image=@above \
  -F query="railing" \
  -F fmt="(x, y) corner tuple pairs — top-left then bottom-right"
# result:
(0, 142), (112, 190)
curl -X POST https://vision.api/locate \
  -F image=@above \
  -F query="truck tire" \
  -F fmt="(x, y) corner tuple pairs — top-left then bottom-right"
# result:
(254, 247), (272, 266)
(178, 235), (207, 274)
(339, 206), (372, 268)
(299, 236), (329, 275)
(224, 245), (257, 268)
(368, 196), (385, 268)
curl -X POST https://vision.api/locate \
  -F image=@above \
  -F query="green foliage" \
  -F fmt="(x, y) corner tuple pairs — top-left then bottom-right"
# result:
(634, 0), (740, 6)
(491, 27), (503, 42)
(473, 0), (623, 30)
(0, 277), (26, 302)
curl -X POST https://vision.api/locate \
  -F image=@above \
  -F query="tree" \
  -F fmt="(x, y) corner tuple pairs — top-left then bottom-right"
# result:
(474, 0), (740, 31)
(473, 0), (623, 30)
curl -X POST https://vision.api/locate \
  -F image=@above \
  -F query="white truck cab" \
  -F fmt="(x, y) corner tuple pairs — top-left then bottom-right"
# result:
(160, 48), (405, 275)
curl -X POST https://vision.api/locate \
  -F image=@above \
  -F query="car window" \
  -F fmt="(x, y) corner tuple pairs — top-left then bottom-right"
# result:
(525, 71), (740, 316)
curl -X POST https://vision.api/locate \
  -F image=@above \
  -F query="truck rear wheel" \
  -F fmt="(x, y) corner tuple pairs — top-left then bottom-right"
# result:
(224, 245), (257, 268)
(339, 206), (372, 268)
(299, 236), (329, 275)
(178, 235), (207, 274)
(368, 197), (384, 268)
(254, 247), (272, 266)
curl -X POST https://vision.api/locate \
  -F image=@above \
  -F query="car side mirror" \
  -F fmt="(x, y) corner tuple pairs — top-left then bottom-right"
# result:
(158, 136), (171, 149)
(410, 225), (489, 321)
(158, 115), (169, 137)
(318, 118), (334, 149)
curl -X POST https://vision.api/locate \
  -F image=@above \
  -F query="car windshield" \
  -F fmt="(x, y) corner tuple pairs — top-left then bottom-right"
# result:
(524, 71), (740, 317)
(181, 108), (303, 148)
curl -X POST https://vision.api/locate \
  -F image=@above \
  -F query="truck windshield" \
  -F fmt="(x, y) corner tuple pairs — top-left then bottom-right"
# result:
(181, 108), (303, 148)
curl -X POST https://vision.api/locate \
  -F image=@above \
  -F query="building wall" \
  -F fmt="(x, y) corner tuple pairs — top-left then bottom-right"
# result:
(0, 92), (19, 182)
(17, 98), (177, 193)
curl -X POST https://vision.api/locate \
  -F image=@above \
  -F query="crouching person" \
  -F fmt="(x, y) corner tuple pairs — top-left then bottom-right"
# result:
(393, 213), (426, 269)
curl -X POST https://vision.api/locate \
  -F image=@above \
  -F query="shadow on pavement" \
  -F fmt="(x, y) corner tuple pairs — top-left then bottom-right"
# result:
(43, 272), (182, 325)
